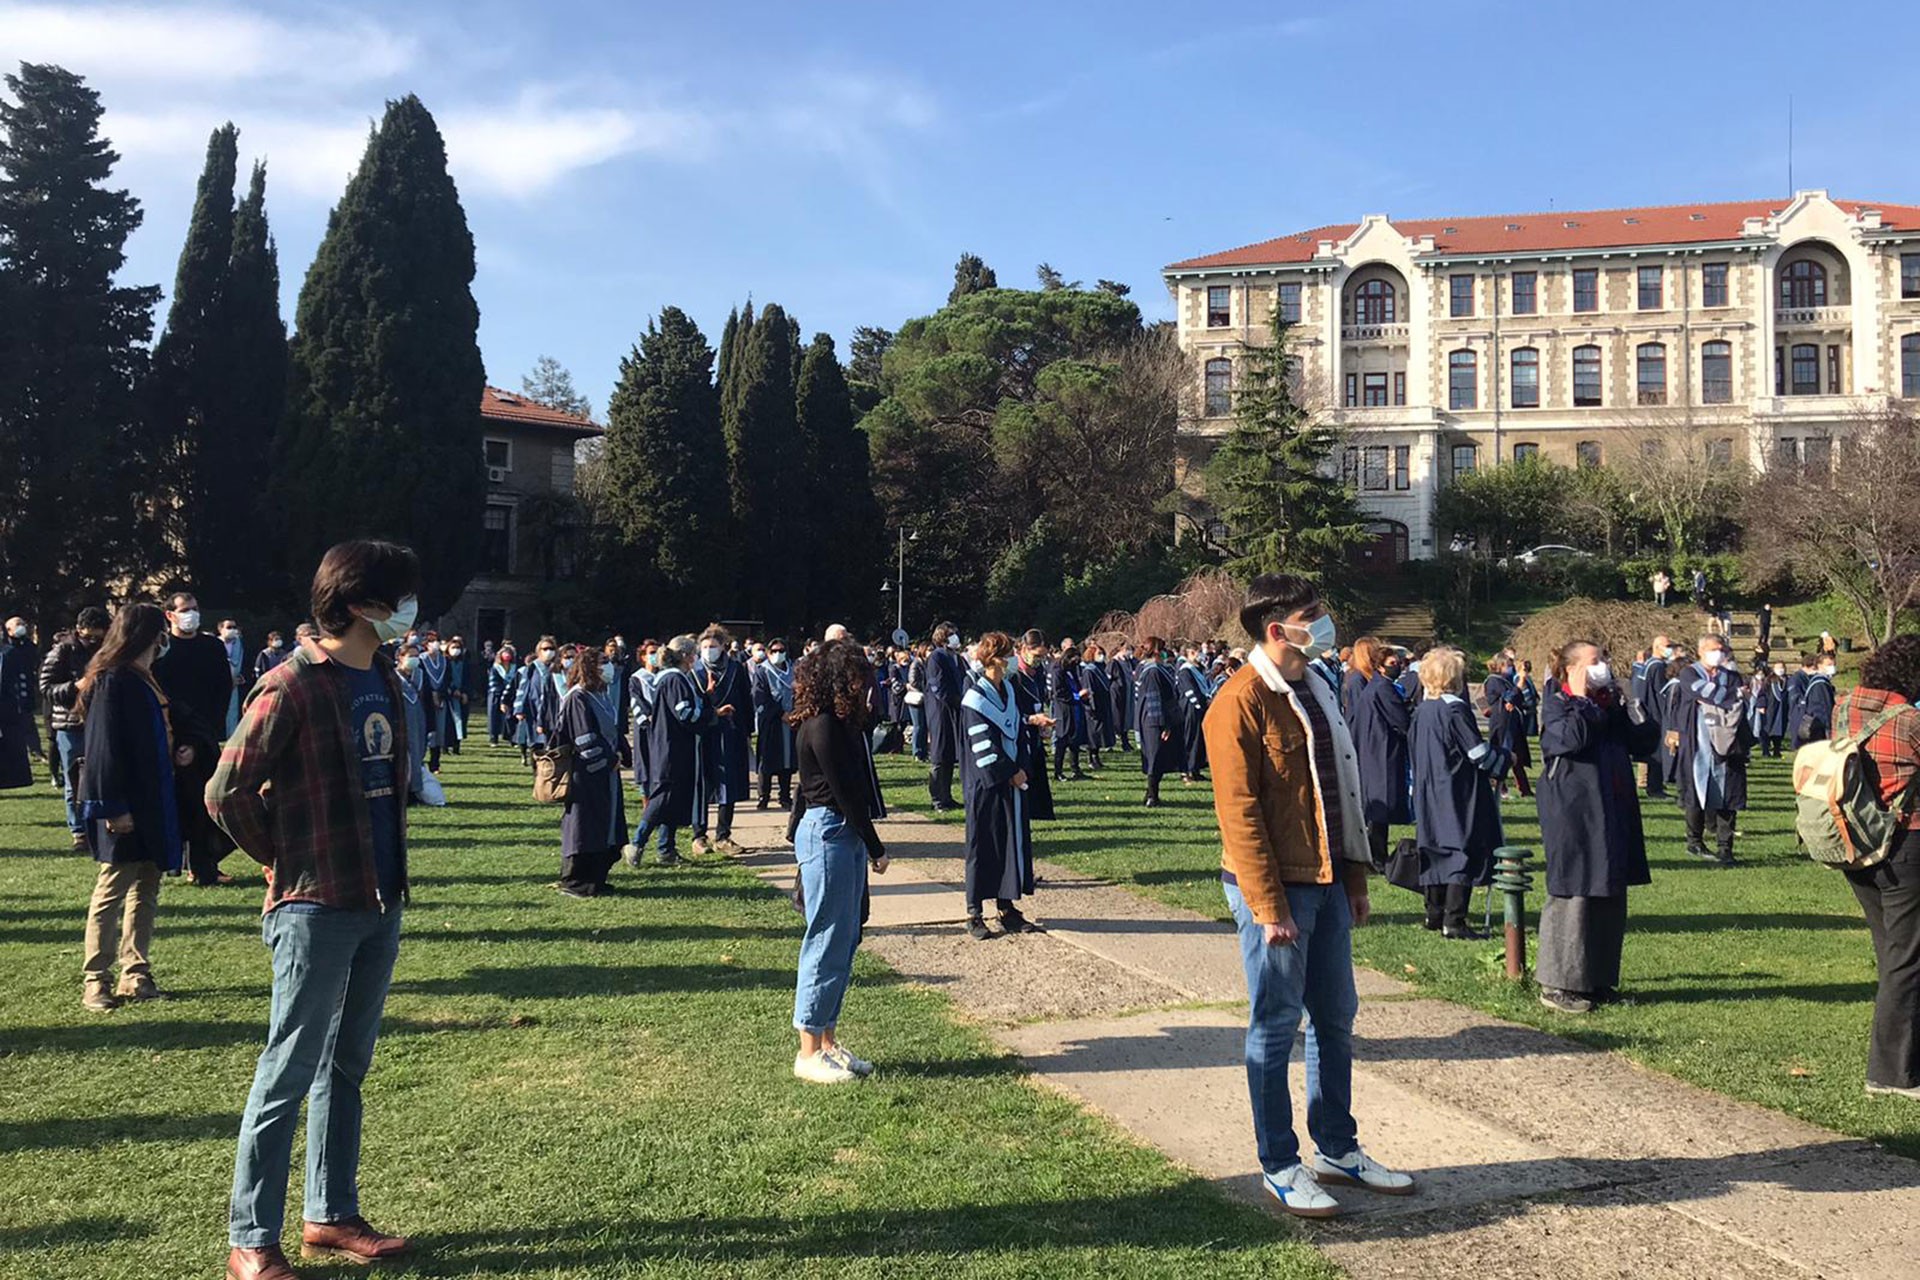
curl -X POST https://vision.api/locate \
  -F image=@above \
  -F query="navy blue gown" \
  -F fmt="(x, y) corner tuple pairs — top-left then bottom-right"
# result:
(960, 674), (1035, 910)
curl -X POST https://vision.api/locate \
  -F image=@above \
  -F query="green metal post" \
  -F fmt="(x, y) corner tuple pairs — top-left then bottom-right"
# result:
(1492, 846), (1534, 980)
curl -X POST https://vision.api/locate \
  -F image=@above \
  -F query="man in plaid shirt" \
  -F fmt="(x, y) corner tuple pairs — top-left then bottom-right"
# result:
(1834, 636), (1920, 1103)
(209, 541), (421, 1280)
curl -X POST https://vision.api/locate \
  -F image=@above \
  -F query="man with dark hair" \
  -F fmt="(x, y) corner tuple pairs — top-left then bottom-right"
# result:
(40, 606), (109, 846)
(1203, 573), (1413, 1218)
(254, 630), (290, 683)
(209, 540), (420, 1280)
(925, 622), (964, 811)
(155, 590), (238, 885)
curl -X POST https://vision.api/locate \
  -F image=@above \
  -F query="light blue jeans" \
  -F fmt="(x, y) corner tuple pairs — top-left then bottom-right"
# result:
(228, 905), (403, 1247)
(57, 727), (85, 833)
(1224, 879), (1359, 1173)
(792, 807), (868, 1033)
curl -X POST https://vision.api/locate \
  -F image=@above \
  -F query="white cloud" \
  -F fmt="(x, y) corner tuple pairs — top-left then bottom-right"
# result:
(441, 89), (716, 198)
(104, 107), (371, 199)
(1, 2), (415, 86)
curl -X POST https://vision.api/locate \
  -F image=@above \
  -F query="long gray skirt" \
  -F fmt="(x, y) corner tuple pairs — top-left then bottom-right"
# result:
(1535, 893), (1628, 994)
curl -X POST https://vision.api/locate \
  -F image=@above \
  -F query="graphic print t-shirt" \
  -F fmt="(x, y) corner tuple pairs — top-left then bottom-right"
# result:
(347, 663), (404, 903)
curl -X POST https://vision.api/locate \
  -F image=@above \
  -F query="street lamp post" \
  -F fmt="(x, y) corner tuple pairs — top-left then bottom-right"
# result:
(880, 528), (916, 636)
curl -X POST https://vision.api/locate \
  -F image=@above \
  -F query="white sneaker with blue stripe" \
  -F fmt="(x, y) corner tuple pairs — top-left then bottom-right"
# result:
(1260, 1162), (1342, 1218)
(1311, 1145), (1415, 1196)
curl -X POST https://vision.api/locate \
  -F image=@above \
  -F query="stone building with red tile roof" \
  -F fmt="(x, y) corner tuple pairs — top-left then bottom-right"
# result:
(1164, 190), (1920, 565)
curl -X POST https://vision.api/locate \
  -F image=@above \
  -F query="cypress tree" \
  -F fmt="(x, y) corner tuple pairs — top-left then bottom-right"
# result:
(223, 160), (287, 602)
(723, 302), (807, 628)
(0, 63), (161, 621)
(796, 333), (883, 628)
(716, 306), (740, 409)
(949, 251), (998, 303)
(272, 95), (486, 616)
(591, 307), (731, 623)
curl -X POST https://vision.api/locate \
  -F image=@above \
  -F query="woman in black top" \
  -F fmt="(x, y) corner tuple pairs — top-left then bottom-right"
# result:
(784, 640), (890, 1085)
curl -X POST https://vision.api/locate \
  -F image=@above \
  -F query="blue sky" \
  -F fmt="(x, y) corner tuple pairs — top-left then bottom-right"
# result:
(8, 1), (1919, 414)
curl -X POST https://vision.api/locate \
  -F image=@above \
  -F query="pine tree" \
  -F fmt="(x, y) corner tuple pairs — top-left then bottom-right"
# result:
(522, 354), (592, 419)
(591, 307), (731, 623)
(220, 159), (286, 603)
(1204, 312), (1368, 602)
(949, 251), (998, 303)
(0, 63), (161, 621)
(272, 95), (486, 616)
(796, 333), (883, 628)
(723, 302), (807, 627)
(716, 306), (740, 409)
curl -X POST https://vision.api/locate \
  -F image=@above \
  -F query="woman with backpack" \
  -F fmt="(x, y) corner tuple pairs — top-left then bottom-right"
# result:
(1831, 636), (1920, 1099)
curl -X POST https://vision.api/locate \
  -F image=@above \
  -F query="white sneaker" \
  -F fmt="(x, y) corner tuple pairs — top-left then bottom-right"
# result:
(793, 1050), (859, 1085)
(1261, 1162), (1342, 1218)
(1311, 1144), (1415, 1196)
(825, 1044), (874, 1078)
(1867, 1081), (1920, 1100)
(620, 843), (642, 869)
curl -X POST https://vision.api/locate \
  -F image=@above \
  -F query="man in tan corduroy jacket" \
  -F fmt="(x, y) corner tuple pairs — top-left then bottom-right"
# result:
(1203, 573), (1415, 1219)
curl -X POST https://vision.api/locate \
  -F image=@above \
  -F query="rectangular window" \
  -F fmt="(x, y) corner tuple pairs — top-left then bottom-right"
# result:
(1706, 438), (1734, 469)
(1511, 271), (1537, 315)
(1513, 442), (1539, 462)
(1904, 335), (1920, 397)
(1362, 446), (1389, 491)
(1393, 371), (1406, 406)
(1775, 437), (1799, 467)
(1702, 262), (1729, 308)
(1637, 265), (1662, 310)
(1278, 281), (1302, 324)
(482, 504), (513, 574)
(1576, 440), (1602, 468)
(1363, 372), (1389, 407)
(1573, 347), (1601, 406)
(1804, 436), (1833, 474)
(1451, 443), (1477, 477)
(1573, 268), (1599, 313)
(1637, 344), (1667, 405)
(1344, 372), (1358, 408)
(1450, 274), (1474, 317)
(1776, 345), (1786, 396)
(1827, 344), (1841, 395)
(1341, 447), (1360, 486)
(1702, 342), (1733, 404)
(1511, 349), (1540, 408)
(484, 438), (511, 469)
(1449, 351), (1477, 410)
(1206, 285), (1230, 327)
(1792, 344), (1820, 395)
(1393, 444), (1410, 490)
(1905, 254), (1920, 300)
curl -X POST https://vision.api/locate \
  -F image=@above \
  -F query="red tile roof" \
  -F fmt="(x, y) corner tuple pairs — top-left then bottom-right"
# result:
(480, 385), (601, 436)
(1165, 197), (1920, 272)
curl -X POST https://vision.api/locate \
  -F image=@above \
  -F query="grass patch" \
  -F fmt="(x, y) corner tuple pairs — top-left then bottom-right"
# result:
(877, 749), (1919, 1159)
(0, 749), (1333, 1279)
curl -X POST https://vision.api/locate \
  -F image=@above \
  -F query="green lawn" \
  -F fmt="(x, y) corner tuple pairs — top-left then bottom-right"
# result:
(0, 747), (1334, 1279)
(876, 748), (1917, 1159)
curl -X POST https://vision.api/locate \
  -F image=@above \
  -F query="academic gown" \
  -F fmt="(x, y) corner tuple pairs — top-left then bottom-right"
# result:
(1107, 656), (1135, 739)
(1082, 661), (1116, 749)
(1482, 673), (1530, 755)
(1175, 662), (1212, 774)
(886, 661), (909, 723)
(487, 661), (516, 740)
(1134, 662), (1185, 780)
(0, 641), (38, 789)
(398, 669), (429, 797)
(1411, 695), (1507, 887)
(1049, 660), (1089, 747)
(628, 668), (657, 787)
(642, 666), (710, 827)
(695, 657), (753, 812)
(1796, 675), (1836, 746)
(560, 687), (626, 855)
(925, 647), (965, 768)
(1671, 664), (1750, 811)
(515, 660), (560, 747)
(1535, 687), (1660, 899)
(1341, 667), (1369, 721)
(419, 653), (451, 746)
(1011, 665), (1056, 821)
(1351, 673), (1413, 825)
(1750, 673), (1786, 739)
(960, 675), (1036, 907)
(752, 660), (798, 774)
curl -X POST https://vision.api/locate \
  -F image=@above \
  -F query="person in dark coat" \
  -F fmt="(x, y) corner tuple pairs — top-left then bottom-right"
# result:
(151, 591), (235, 885)
(1671, 634), (1750, 866)
(417, 635), (451, 771)
(691, 625), (752, 856)
(1483, 655), (1534, 800)
(1534, 640), (1660, 1014)
(1348, 639), (1412, 869)
(556, 657), (626, 897)
(487, 645), (517, 745)
(627, 656), (656, 793)
(1750, 661), (1788, 758)
(1082, 644), (1115, 765)
(1340, 654), (1368, 722)
(1108, 643), (1137, 751)
(1796, 654), (1837, 747)
(446, 636), (473, 752)
(905, 644), (930, 763)
(753, 640), (797, 809)
(0, 615), (44, 791)
(1049, 642), (1091, 781)
(925, 623), (964, 811)
(73, 603), (185, 1011)
(1013, 633), (1056, 822)
(40, 608), (107, 847)
(959, 632), (1039, 939)
(252, 631), (290, 685)
(1175, 644), (1212, 781)
(622, 636), (710, 868)
(1411, 648), (1507, 939)
(514, 638), (562, 764)
(1134, 637), (1184, 806)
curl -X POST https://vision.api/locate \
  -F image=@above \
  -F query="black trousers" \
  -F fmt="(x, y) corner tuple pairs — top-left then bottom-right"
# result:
(1847, 837), (1920, 1089)
(1365, 820), (1391, 870)
(1423, 882), (1472, 930)
(560, 848), (618, 894)
(758, 770), (793, 806)
(1053, 742), (1083, 778)
(1682, 786), (1737, 857)
(929, 763), (955, 808)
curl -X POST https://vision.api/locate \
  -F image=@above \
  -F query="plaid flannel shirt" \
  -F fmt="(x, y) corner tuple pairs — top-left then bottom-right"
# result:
(206, 645), (411, 913)
(1838, 687), (1920, 832)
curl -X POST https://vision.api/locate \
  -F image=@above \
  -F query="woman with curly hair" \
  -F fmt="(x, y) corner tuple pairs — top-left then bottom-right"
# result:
(784, 639), (890, 1084)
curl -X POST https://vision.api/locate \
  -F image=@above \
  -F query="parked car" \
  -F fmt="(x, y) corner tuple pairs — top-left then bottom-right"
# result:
(1499, 544), (1594, 569)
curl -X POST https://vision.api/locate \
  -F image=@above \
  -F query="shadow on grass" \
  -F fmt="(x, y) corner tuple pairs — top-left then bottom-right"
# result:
(1627, 912), (1862, 934)
(413, 923), (795, 946)
(0, 1110), (240, 1152)
(0, 1015), (502, 1058)
(393, 963), (791, 1000)
(0, 1217), (155, 1252)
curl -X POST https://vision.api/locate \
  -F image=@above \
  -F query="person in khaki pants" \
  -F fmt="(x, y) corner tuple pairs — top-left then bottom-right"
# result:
(75, 603), (188, 1012)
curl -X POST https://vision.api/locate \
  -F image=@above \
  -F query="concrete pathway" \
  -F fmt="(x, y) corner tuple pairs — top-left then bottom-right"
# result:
(726, 803), (1920, 1279)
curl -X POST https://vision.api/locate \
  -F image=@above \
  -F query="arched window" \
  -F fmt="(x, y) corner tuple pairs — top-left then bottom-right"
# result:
(1576, 440), (1603, 468)
(1636, 342), (1667, 406)
(1903, 333), (1920, 399)
(1702, 340), (1733, 404)
(1573, 344), (1602, 406)
(1791, 343), (1820, 396)
(1513, 442), (1539, 462)
(1449, 350), (1477, 410)
(1510, 347), (1540, 408)
(1354, 279), (1395, 326)
(1204, 358), (1232, 416)
(1780, 259), (1828, 310)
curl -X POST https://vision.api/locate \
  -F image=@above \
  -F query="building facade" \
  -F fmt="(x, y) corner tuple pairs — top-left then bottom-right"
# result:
(437, 386), (601, 648)
(1164, 190), (1920, 563)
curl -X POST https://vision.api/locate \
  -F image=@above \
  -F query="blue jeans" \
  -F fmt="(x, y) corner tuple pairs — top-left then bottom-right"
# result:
(627, 793), (677, 858)
(1224, 879), (1359, 1173)
(229, 906), (403, 1247)
(56, 727), (85, 833)
(793, 807), (868, 1033)
(907, 704), (928, 761)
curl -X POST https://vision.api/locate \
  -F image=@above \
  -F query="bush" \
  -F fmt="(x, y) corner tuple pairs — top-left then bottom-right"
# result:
(1618, 552), (1755, 602)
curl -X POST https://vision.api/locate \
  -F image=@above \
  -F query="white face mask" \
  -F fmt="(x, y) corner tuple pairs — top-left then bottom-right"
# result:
(1662, 646), (1675, 660)
(9, 624), (26, 640)
(701, 645), (722, 666)
(1702, 650), (1726, 669)
(448, 647), (462, 658)
(174, 609), (201, 634)
(946, 634), (961, 649)
(1280, 614), (1337, 656)
(769, 651), (787, 666)
(1586, 662), (1613, 688)
(600, 663), (616, 685)
(366, 596), (418, 644)
(400, 655), (418, 673)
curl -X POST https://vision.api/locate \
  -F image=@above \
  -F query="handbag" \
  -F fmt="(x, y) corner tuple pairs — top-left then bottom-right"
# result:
(904, 689), (925, 706)
(531, 744), (573, 804)
(1384, 837), (1423, 892)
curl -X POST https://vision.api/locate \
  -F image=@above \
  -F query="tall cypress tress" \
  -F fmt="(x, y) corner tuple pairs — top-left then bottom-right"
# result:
(224, 160), (287, 602)
(273, 95), (485, 616)
(722, 302), (805, 628)
(796, 333), (882, 628)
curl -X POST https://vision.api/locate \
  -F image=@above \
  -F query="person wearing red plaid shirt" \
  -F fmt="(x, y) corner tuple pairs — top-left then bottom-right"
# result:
(1835, 636), (1920, 1102)
(208, 541), (422, 1280)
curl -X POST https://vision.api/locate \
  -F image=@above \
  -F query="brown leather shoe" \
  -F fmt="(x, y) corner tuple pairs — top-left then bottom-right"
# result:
(302, 1216), (413, 1264)
(227, 1244), (300, 1280)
